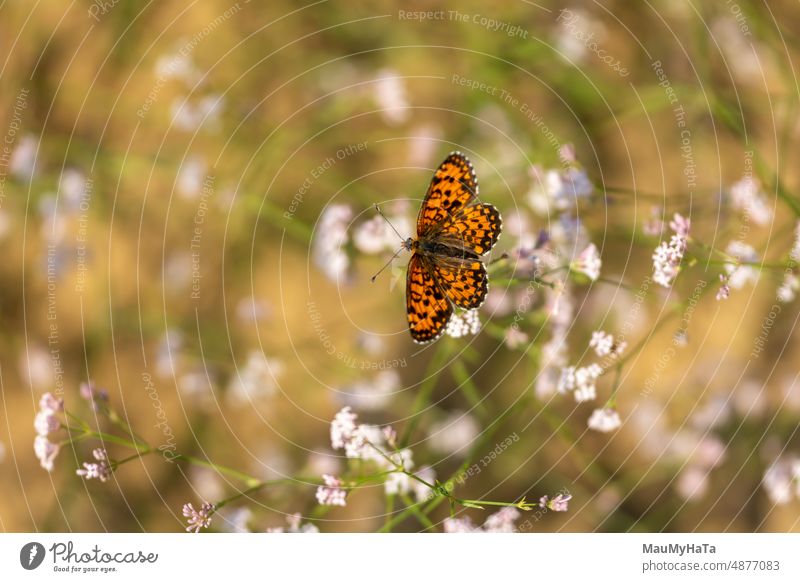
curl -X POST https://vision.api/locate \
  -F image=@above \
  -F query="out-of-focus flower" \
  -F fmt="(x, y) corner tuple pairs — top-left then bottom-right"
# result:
(539, 493), (572, 512)
(483, 507), (521, 532)
(407, 125), (441, 166)
(19, 345), (53, 389)
(652, 213), (690, 287)
(777, 273), (799, 303)
(39, 392), (64, 414)
(587, 407), (621, 433)
(558, 364), (602, 403)
(504, 327), (529, 349)
(59, 168), (88, 212)
(643, 207), (665, 236)
(34, 412), (60, 436)
(589, 331), (626, 358)
(353, 207), (411, 254)
(182, 502), (214, 533)
(171, 94), (224, 132)
(762, 456), (800, 505)
(9, 134), (38, 180)
(427, 411), (480, 456)
(315, 474), (347, 506)
(313, 204), (353, 282)
(34, 435), (60, 471)
(413, 465), (436, 502)
(176, 155), (207, 199)
(330, 406), (358, 451)
(218, 507), (252, 533)
(374, 69), (409, 125)
(728, 175), (772, 226)
(79, 382), (108, 411)
(527, 165), (593, 214)
(724, 241), (759, 289)
(236, 296), (271, 323)
(571, 243), (601, 281)
(445, 310), (481, 338)
(266, 513), (319, 533)
(226, 350), (284, 406)
(338, 370), (399, 412)
(76, 448), (112, 482)
(443, 516), (478, 533)
(676, 466), (709, 501)
(716, 274), (730, 301)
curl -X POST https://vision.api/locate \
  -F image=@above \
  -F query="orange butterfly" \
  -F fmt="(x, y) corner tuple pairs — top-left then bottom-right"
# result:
(402, 152), (502, 343)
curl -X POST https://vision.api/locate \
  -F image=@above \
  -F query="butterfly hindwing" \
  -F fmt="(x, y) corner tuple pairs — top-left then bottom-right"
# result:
(430, 257), (488, 310)
(406, 252), (453, 343)
(436, 203), (502, 256)
(417, 152), (478, 237)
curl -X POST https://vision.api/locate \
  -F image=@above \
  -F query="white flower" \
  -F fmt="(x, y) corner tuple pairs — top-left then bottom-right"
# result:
(226, 351), (283, 406)
(315, 474), (347, 506)
(652, 214), (690, 287)
(34, 435), (60, 471)
(413, 465), (436, 502)
(558, 363), (602, 402)
(504, 327), (529, 349)
(445, 310), (481, 338)
(539, 493), (572, 512)
(762, 457), (798, 505)
(9, 134), (38, 180)
(587, 407), (621, 432)
(34, 411), (59, 436)
(427, 411), (480, 456)
(716, 274), (731, 301)
(589, 331), (626, 358)
(724, 241), (759, 289)
(176, 155), (206, 199)
(443, 516), (478, 533)
(182, 502), (214, 533)
(76, 448), (112, 482)
(482, 507), (521, 532)
(729, 176), (772, 225)
(313, 204), (353, 282)
(353, 212), (411, 254)
(374, 69), (409, 125)
(338, 370), (398, 411)
(330, 406), (358, 450)
(527, 165), (593, 215)
(571, 243), (601, 281)
(266, 513), (319, 533)
(777, 273), (799, 303)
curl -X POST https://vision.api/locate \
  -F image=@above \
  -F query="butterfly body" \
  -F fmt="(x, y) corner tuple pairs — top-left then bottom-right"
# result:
(404, 152), (502, 343)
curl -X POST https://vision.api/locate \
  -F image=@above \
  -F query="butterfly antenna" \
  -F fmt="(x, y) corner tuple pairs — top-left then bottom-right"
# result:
(370, 246), (405, 283)
(374, 204), (406, 243)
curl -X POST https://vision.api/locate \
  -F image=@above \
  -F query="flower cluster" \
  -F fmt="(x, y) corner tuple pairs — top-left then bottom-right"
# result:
(558, 363), (603, 403)
(723, 241), (759, 291)
(34, 393), (63, 471)
(266, 513), (319, 533)
(539, 492), (572, 512)
(652, 213), (690, 287)
(182, 501), (215, 533)
(589, 330), (627, 358)
(76, 448), (113, 483)
(443, 506), (521, 533)
(315, 474), (347, 506)
(445, 310), (481, 338)
(728, 175), (772, 226)
(587, 407), (622, 433)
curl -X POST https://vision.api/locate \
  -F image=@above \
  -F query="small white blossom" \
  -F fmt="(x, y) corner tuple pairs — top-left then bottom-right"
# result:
(331, 406), (358, 450)
(571, 243), (601, 281)
(313, 204), (353, 282)
(588, 407), (621, 433)
(777, 273), (799, 303)
(226, 351), (284, 406)
(428, 411), (480, 456)
(558, 363), (602, 402)
(482, 507), (521, 532)
(34, 411), (60, 436)
(589, 331), (627, 358)
(504, 327), (529, 349)
(34, 435), (60, 471)
(539, 493), (572, 512)
(724, 241), (759, 289)
(762, 457), (799, 505)
(266, 513), (319, 533)
(76, 448), (112, 482)
(652, 214), (690, 287)
(728, 176), (772, 226)
(443, 516), (478, 533)
(716, 274), (731, 301)
(374, 69), (410, 125)
(182, 502), (214, 533)
(445, 310), (481, 338)
(39, 392), (64, 414)
(315, 474), (347, 506)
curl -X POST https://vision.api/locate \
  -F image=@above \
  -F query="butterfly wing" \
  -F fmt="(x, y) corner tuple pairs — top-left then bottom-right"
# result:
(435, 203), (502, 256)
(417, 152), (478, 238)
(406, 252), (453, 343)
(430, 256), (489, 310)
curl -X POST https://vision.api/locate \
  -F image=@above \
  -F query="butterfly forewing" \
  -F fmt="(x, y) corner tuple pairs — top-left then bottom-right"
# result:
(416, 152), (478, 237)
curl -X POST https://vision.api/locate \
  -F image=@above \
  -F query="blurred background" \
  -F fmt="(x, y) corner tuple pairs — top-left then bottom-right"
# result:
(1, 0), (799, 532)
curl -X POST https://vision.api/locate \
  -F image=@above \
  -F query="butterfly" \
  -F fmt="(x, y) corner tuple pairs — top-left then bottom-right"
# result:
(402, 152), (502, 343)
